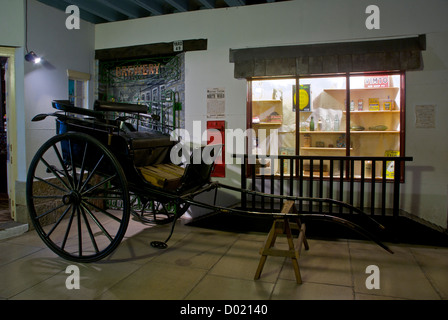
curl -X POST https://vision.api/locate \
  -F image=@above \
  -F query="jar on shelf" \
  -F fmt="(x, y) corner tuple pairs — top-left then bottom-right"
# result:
(304, 134), (311, 147)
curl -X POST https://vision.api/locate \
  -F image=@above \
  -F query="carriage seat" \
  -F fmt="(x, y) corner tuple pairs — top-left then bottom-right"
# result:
(138, 163), (185, 190)
(137, 145), (220, 192)
(120, 131), (175, 167)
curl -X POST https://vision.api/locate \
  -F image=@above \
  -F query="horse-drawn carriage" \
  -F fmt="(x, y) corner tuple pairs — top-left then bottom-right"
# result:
(26, 100), (391, 263)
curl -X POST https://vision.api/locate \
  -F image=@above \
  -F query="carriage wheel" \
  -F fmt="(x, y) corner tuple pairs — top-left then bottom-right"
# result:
(26, 132), (130, 262)
(130, 195), (189, 225)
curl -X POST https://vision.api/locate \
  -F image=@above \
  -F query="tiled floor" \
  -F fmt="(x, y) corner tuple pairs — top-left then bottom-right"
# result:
(1, 216), (447, 300)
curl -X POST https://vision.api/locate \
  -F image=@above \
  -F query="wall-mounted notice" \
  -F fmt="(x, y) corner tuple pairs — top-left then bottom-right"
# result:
(415, 105), (436, 128)
(207, 87), (225, 119)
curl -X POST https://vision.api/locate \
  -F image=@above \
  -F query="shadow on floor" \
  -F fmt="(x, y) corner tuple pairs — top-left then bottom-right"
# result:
(186, 210), (448, 248)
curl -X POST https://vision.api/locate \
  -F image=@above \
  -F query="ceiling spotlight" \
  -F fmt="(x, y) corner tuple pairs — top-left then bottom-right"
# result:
(25, 51), (41, 64)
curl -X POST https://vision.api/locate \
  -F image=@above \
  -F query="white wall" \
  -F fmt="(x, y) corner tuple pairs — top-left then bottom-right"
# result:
(10, 0), (96, 223)
(95, 0), (448, 228)
(24, 0), (95, 163)
(0, 0), (25, 47)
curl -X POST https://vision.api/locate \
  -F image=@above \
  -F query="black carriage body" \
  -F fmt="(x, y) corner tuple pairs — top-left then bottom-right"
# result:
(52, 100), (214, 197)
(26, 100), (222, 262)
(26, 100), (393, 263)
(56, 118), (171, 180)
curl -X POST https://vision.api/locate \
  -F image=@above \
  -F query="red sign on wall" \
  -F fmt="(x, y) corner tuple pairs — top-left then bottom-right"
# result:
(207, 121), (225, 178)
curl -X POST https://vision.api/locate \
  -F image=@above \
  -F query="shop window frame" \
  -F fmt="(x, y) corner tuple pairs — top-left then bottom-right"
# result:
(246, 70), (406, 182)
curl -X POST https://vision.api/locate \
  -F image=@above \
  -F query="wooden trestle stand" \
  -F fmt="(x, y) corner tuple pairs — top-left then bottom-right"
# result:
(254, 200), (309, 284)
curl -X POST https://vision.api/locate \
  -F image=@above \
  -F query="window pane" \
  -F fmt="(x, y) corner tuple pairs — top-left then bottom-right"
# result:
(349, 74), (401, 179)
(251, 79), (295, 175)
(68, 79), (75, 105)
(68, 78), (86, 108)
(298, 76), (347, 178)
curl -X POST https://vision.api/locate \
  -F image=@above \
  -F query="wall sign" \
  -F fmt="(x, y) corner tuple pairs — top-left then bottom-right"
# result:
(207, 120), (225, 178)
(115, 64), (160, 80)
(364, 75), (390, 88)
(207, 87), (225, 119)
(415, 105), (436, 128)
(292, 84), (310, 111)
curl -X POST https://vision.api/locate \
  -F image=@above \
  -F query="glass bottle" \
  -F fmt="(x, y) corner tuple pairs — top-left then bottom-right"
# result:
(317, 117), (322, 131)
(310, 116), (315, 131)
(325, 115), (331, 131)
(334, 115), (339, 131)
(301, 116), (306, 131)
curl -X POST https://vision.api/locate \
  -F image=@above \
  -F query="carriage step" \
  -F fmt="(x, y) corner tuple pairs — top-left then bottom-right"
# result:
(254, 200), (309, 284)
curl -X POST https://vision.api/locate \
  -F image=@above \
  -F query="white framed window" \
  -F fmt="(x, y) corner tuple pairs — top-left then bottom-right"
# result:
(67, 69), (90, 108)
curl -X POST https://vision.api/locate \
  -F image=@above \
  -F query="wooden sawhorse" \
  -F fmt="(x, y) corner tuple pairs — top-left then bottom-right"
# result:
(254, 200), (309, 284)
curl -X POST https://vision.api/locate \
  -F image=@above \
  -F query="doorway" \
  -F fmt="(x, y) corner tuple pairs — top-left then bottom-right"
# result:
(0, 57), (10, 223)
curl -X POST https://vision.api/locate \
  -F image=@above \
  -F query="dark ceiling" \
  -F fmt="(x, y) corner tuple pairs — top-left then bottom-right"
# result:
(36, 0), (288, 24)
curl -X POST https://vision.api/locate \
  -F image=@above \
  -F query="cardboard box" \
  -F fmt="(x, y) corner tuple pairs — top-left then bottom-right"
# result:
(269, 114), (282, 123)
(369, 98), (380, 111)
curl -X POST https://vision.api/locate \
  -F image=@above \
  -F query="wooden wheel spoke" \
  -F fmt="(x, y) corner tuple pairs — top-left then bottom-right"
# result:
(79, 206), (100, 254)
(61, 206), (76, 251)
(45, 204), (73, 238)
(35, 202), (68, 220)
(81, 199), (122, 224)
(68, 140), (79, 189)
(52, 144), (75, 189)
(81, 174), (117, 196)
(39, 157), (72, 191)
(79, 155), (105, 193)
(33, 176), (68, 194)
(77, 142), (89, 191)
(80, 203), (113, 242)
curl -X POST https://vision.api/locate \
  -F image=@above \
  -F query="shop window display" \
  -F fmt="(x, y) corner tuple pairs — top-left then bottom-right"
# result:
(249, 72), (403, 179)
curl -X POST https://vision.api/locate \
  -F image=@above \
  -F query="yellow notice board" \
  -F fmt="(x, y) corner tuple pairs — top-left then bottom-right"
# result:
(385, 150), (399, 179)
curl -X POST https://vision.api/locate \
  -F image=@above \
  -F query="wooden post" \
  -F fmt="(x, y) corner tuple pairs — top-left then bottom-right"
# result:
(254, 200), (309, 284)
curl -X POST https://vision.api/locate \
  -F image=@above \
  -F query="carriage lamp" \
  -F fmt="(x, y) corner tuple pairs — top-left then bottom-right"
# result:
(25, 51), (41, 64)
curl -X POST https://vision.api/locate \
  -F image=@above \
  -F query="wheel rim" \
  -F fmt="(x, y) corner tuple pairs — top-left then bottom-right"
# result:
(26, 133), (130, 262)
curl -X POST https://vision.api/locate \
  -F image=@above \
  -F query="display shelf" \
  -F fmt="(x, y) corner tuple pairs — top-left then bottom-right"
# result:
(301, 147), (351, 151)
(350, 131), (400, 134)
(253, 122), (282, 125)
(300, 130), (399, 134)
(299, 131), (345, 134)
(344, 110), (400, 114)
(252, 99), (283, 124)
(325, 87), (400, 92)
